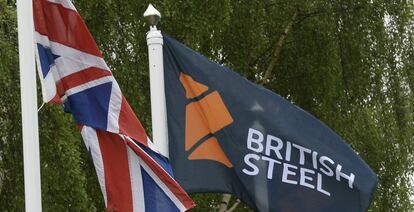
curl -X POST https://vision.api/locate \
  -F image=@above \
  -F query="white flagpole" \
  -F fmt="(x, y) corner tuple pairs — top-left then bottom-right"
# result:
(144, 4), (169, 158)
(17, 0), (42, 211)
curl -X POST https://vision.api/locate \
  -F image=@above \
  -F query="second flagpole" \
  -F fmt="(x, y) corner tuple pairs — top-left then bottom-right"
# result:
(144, 4), (169, 158)
(17, 0), (42, 211)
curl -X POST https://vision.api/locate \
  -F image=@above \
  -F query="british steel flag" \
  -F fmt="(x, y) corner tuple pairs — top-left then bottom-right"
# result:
(33, 0), (195, 211)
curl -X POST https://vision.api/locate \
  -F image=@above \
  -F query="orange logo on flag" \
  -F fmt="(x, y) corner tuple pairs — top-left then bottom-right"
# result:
(180, 73), (234, 168)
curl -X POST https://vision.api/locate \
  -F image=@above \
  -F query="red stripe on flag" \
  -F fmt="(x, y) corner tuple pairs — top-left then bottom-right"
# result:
(97, 130), (133, 212)
(59, 67), (112, 91)
(33, 0), (102, 57)
(125, 139), (196, 210)
(48, 82), (65, 104)
(119, 97), (149, 145)
(50, 93), (62, 104)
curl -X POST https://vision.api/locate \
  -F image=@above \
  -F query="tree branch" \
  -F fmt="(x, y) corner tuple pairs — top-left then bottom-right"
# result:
(218, 194), (232, 212)
(248, 44), (273, 68)
(227, 199), (241, 212)
(261, 10), (298, 85)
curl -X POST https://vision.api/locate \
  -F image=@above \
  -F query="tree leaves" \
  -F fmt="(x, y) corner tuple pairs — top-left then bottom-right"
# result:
(0, 0), (413, 211)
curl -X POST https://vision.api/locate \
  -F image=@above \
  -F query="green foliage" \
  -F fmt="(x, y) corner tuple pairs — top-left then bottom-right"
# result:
(0, 0), (413, 211)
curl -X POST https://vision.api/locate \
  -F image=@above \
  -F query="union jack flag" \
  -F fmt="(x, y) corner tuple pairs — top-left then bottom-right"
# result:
(33, 0), (195, 211)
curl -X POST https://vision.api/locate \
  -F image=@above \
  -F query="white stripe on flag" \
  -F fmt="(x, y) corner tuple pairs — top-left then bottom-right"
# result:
(35, 48), (57, 102)
(146, 137), (160, 154)
(106, 81), (122, 133)
(63, 76), (114, 100)
(127, 140), (187, 211)
(127, 145), (146, 212)
(81, 127), (108, 205)
(47, 0), (77, 11)
(34, 31), (51, 48)
(35, 32), (110, 76)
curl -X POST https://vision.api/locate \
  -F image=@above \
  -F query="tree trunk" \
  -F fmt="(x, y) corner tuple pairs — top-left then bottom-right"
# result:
(218, 193), (231, 212)
(261, 11), (298, 85)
